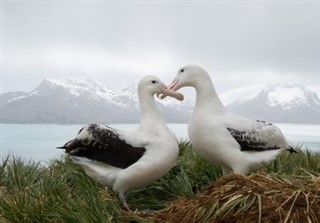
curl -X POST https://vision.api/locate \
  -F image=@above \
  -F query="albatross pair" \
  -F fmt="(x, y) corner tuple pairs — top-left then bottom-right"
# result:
(58, 76), (183, 211)
(60, 66), (295, 210)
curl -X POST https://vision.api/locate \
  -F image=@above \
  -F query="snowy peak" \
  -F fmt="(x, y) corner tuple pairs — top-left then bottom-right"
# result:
(38, 78), (119, 100)
(267, 86), (306, 107)
(122, 83), (137, 95)
(118, 83), (138, 105)
(1, 78), (192, 124)
(4, 78), (317, 124)
(219, 84), (264, 105)
(264, 84), (319, 110)
(225, 83), (319, 124)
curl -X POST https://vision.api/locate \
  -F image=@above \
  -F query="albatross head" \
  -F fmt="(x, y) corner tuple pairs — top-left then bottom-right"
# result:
(165, 65), (210, 91)
(138, 75), (184, 101)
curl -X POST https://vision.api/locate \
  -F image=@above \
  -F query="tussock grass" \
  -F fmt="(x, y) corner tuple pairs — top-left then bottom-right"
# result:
(0, 142), (319, 223)
(0, 157), (120, 223)
(137, 173), (320, 223)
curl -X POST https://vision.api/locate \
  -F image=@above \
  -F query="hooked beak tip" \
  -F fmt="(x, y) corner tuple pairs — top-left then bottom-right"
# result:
(159, 94), (166, 100)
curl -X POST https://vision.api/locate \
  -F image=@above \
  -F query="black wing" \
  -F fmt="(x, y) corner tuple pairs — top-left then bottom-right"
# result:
(226, 120), (280, 152)
(59, 123), (146, 169)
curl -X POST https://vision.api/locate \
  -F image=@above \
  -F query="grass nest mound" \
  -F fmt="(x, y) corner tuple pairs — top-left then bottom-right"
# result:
(134, 172), (320, 223)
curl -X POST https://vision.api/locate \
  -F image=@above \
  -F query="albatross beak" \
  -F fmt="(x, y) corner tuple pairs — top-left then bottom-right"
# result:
(159, 77), (181, 100)
(157, 82), (184, 101)
(167, 77), (179, 90)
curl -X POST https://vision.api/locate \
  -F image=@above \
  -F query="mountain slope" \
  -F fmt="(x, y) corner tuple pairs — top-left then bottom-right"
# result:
(1, 78), (192, 124)
(2, 80), (318, 124)
(224, 84), (319, 124)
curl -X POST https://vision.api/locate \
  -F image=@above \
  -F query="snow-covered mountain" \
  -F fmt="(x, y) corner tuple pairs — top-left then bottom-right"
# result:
(1, 78), (193, 124)
(2, 79), (318, 124)
(223, 84), (319, 124)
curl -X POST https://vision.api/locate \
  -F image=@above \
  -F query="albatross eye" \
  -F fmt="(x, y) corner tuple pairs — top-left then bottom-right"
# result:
(151, 80), (156, 84)
(180, 69), (184, 73)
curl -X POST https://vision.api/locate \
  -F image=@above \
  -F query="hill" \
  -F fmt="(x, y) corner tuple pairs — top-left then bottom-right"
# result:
(222, 84), (319, 124)
(1, 78), (193, 124)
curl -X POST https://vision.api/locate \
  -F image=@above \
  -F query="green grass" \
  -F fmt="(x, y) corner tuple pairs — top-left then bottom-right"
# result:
(0, 142), (319, 222)
(0, 157), (121, 223)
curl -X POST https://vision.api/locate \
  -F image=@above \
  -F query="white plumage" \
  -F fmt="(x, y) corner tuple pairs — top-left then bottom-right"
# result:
(164, 65), (295, 175)
(58, 75), (183, 211)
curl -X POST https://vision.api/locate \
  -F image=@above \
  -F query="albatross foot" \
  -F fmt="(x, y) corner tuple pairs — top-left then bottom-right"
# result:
(122, 202), (131, 212)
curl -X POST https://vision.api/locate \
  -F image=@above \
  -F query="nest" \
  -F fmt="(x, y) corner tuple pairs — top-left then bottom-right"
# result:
(133, 173), (320, 223)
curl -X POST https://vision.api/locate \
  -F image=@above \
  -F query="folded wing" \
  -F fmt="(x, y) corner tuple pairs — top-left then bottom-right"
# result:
(59, 123), (147, 169)
(226, 120), (283, 152)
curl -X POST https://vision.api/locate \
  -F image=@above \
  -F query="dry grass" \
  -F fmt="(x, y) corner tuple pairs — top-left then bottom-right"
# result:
(129, 172), (320, 223)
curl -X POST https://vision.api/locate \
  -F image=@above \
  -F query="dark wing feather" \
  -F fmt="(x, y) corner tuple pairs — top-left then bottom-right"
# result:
(60, 123), (146, 169)
(226, 120), (280, 152)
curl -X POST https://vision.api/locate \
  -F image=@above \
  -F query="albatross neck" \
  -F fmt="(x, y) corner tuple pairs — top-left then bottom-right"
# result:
(193, 77), (226, 115)
(138, 92), (166, 130)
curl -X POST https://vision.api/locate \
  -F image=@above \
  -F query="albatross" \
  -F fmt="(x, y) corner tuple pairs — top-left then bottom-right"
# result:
(58, 75), (183, 211)
(162, 65), (296, 175)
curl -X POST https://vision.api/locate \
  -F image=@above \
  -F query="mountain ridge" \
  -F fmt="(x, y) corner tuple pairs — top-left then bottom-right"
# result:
(1, 80), (319, 124)
(1, 78), (193, 124)
(224, 83), (319, 124)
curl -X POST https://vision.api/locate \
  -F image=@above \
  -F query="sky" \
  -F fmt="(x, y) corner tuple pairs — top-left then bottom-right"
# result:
(1, 0), (319, 98)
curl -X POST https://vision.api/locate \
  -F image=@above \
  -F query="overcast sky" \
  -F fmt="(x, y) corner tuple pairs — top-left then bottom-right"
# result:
(1, 0), (319, 96)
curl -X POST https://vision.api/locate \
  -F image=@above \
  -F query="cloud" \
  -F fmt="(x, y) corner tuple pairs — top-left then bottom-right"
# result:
(2, 1), (319, 93)
(5, 45), (175, 74)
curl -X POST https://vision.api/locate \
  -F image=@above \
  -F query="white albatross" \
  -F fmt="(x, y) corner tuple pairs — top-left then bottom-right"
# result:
(163, 65), (296, 175)
(58, 75), (183, 211)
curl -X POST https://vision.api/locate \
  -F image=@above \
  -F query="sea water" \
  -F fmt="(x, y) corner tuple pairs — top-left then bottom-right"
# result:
(0, 123), (319, 163)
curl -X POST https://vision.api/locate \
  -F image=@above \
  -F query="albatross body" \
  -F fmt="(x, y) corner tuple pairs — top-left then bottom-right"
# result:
(164, 65), (295, 175)
(58, 76), (183, 211)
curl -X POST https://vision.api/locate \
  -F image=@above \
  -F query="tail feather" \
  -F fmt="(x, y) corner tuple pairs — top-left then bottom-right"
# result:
(56, 146), (67, 149)
(56, 139), (80, 153)
(287, 145), (298, 154)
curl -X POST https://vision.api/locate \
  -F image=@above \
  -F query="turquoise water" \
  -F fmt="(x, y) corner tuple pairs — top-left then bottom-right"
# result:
(0, 123), (319, 163)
